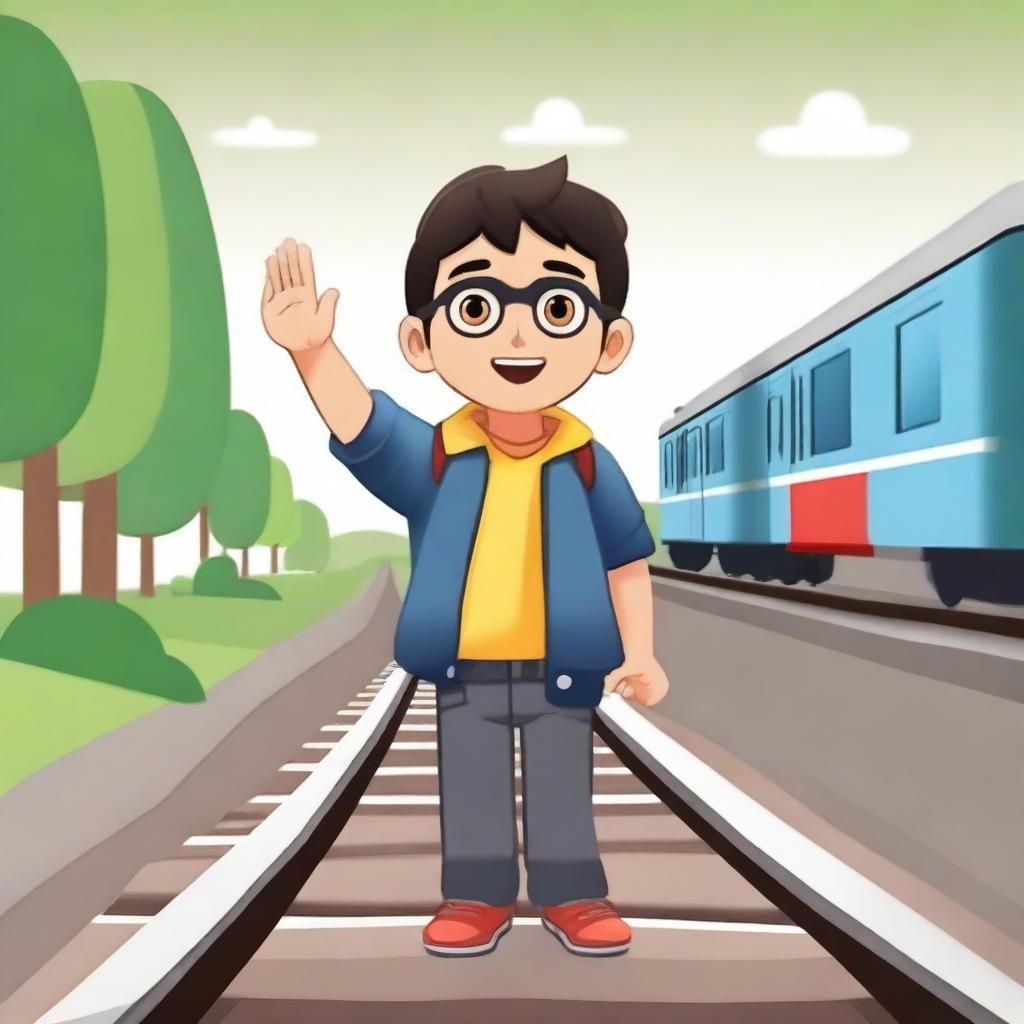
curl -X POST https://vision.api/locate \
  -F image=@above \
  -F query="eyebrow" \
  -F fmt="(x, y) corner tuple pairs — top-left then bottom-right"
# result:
(448, 259), (491, 279)
(543, 259), (586, 279)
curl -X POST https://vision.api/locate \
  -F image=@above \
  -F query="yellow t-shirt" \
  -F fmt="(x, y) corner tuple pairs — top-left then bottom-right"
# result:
(440, 403), (593, 660)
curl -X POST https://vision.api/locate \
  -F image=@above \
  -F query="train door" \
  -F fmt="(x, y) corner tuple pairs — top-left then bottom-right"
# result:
(766, 379), (787, 467)
(792, 367), (811, 467)
(686, 426), (704, 538)
(766, 372), (793, 539)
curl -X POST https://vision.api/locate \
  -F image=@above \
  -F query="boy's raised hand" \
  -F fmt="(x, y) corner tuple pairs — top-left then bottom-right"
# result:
(262, 238), (340, 352)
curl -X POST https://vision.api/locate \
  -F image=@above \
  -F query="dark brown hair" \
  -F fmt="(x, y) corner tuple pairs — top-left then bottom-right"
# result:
(405, 156), (629, 317)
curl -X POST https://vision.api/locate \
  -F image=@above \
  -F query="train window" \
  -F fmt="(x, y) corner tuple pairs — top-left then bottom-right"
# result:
(678, 434), (686, 483)
(707, 416), (724, 474)
(767, 396), (783, 462)
(811, 350), (851, 455)
(898, 306), (941, 432)
(686, 429), (700, 479)
(663, 440), (674, 489)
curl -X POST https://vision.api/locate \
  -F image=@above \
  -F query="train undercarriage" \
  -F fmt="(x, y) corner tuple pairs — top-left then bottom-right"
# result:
(668, 541), (1024, 608)
(668, 542), (834, 586)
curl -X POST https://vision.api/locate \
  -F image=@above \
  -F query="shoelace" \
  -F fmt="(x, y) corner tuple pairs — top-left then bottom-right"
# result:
(570, 899), (617, 922)
(437, 900), (491, 918)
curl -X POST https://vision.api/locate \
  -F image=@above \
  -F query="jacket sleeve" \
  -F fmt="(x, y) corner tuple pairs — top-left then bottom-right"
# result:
(328, 389), (434, 521)
(588, 442), (657, 570)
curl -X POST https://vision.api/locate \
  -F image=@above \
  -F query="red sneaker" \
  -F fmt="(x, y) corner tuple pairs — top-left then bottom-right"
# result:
(541, 899), (631, 956)
(422, 899), (514, 957)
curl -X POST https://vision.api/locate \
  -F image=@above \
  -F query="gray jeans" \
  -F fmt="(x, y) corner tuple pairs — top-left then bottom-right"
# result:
(435, 659), (608, 907)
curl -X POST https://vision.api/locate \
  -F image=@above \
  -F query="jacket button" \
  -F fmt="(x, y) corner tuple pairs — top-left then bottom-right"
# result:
(446, 665), (455, 679)
(556, 674), (572, 690)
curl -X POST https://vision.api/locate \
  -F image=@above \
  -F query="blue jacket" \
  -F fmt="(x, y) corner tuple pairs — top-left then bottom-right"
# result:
(329, 390), (655, 707)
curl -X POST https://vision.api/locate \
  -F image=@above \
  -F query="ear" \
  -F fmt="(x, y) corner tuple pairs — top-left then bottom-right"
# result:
(594, 317), (633, 375)
(399, 316), (435, 373)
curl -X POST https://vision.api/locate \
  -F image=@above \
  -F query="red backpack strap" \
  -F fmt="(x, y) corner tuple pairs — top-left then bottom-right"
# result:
(432, 424), (447, 484)
(573, 441), (595, 490)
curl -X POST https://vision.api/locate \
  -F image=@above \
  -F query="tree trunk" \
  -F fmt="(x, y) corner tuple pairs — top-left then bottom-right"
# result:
(241, 547), (250, 577)
(23, 447), (60, 608)
(140, 534), (155, 598)
(199, 504), (210, 563)
(271, 545), (279, 574)
(82, 474), (118, 600)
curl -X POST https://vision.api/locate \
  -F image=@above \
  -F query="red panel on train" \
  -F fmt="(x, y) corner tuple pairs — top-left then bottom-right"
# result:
(789, 473), (873, 556)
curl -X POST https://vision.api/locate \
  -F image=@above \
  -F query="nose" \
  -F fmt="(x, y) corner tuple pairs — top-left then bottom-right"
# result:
(510, 332), (527, 349)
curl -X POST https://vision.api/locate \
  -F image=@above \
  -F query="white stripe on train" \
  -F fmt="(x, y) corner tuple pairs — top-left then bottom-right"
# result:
(659, 435), (998, 504)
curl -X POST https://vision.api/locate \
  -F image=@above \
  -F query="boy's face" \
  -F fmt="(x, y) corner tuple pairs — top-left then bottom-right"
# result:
(399, 224), (633, 413)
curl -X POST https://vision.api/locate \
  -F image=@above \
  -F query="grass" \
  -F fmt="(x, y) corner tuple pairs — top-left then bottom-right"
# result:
(122, 563), (382, 651)
(329, 530), (408, 571)
(0, 547), (409, 796)
(0, 640), (256, 795)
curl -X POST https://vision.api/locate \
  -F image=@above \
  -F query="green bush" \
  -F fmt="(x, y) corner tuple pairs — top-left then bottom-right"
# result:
(170, 575), (193, 595)
(193, 555), (281, 600)
(0, 596), (203, 702)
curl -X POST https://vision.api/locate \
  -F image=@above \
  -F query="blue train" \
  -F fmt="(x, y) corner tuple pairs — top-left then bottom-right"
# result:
(659, 184), (1024, 607)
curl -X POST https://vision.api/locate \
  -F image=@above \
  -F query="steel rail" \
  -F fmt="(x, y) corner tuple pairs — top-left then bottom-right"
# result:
(35, 665), (416, 1024)
(596, 694), (1024, 1024)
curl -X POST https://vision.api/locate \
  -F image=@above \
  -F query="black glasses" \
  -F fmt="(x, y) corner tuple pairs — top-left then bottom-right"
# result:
(414, 276), (619, 339)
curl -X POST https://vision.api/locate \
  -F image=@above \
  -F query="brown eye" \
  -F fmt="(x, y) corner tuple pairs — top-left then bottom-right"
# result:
(460, 295), (491, 326)
(449, 287), (500, 335)
(545, 294), (575, 327)
(537, 288), (586, 335)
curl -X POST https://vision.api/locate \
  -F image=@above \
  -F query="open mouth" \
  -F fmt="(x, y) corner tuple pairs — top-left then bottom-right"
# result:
(491, 357), (546, 384)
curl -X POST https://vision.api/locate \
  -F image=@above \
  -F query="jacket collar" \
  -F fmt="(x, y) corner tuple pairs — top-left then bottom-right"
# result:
(441, 402), (592, 461)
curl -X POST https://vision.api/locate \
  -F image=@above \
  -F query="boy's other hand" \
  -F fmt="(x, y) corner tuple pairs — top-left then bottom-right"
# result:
(262, 238), (340, 352)
(603, 655), (670, 707)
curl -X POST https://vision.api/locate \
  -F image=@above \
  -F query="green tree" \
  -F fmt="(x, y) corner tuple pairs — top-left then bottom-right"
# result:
(208, 411), (271, 578)
(59, 81), (171, 600)
(116, 87), (231, 596)
(0, 17), (106, 607)
(257, 458), (294, 574)
(285, 500), (330, 573)
(280, 502), (303, 549)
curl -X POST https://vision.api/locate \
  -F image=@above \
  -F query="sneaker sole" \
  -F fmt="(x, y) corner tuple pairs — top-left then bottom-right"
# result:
(541, 916), (630, 957)
(423, 917), (513, 957)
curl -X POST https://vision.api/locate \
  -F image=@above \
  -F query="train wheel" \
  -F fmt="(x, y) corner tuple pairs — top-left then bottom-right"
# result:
(774, 552), (803, 586)
(803, 554), (835, 586)
(924, 547), (1024, 607)
(925, 552), (962, 606)
(668, 542), (713, 572)
(716, 544), (751, 577)
(924, 551), (964, 608)
(718, 544), (788, 582)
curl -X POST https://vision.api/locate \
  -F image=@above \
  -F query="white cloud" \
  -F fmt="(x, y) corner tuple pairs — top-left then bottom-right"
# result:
(501, 97), (627, 146)
(210, 116), (318, 149)
(758, 91), (910, 159)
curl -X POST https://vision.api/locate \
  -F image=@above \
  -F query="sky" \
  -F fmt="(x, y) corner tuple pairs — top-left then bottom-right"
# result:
(2, 0), (1024, 590)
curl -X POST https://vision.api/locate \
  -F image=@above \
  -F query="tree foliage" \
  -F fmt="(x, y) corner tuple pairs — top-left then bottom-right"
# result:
(208, 411), (271, 550)
(117, 86), (230, 539)
(58, 80), (171, 486)
(258, 458), (294, 547)
(0, 16), (105, 463)
(280, 502), (303, 548)
(285, 500), (330, 573)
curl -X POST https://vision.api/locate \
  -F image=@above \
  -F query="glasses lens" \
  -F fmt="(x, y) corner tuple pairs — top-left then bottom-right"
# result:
(448, 287), (501, 335)
(536, 288), (587, 336)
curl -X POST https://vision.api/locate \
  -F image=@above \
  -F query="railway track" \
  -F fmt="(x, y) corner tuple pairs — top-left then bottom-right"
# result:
(16, 662), (1024, 1024)
(650, 564), (1024, 640)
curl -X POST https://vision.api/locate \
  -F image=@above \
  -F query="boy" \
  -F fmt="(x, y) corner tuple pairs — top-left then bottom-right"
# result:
(260, 156), (669, 958)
